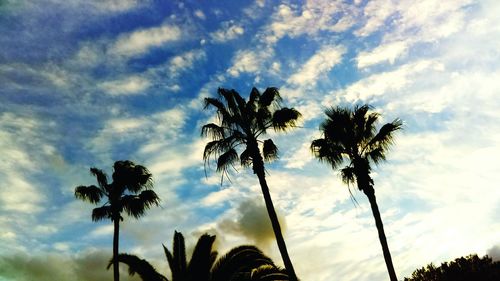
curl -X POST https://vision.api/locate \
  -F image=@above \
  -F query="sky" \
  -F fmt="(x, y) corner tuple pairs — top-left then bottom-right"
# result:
(1, 0), (500, 280)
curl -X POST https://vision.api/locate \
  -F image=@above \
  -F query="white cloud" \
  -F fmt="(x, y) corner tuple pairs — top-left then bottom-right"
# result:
(167, 50), (206, 76)
(227, 49), (272, 77)
(354, 0), (473, 41)
(210, 22), (245, 43)
(327, 60), (445, 105)
(99, 76), (151, 96)
(287, 45), (346, 87)
(354, 0), (397, 37)
(262, 1), (355, 44)
(0, 113), (52, 215)
(356, 40), (409, 68)
(91, 107), (187, 156)
(111, 24), (182, 57)
(92, 0), (142, 12)
(90, 225), (114, 237)
(201, 187), (238, 207)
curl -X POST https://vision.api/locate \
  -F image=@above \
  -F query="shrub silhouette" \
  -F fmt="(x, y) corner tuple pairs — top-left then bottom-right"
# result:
(404, 254), (500, 281)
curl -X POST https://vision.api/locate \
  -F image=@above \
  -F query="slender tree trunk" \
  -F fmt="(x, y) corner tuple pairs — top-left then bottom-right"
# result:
(251, 147), (298, 281)
(113, 217), (120, 281)
(364, 186), (398, 281)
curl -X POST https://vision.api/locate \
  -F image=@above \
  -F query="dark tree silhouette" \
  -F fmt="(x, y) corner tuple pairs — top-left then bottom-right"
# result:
(311, 105), (402, 281)
(404, 254), (500, 281)
(114, 231), (289, 281)
(75, 160), (160, 281)
(201, 87), (301, 281)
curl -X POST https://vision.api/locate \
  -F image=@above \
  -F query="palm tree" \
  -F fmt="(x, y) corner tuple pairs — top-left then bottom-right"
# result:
(311, 104), (402, 281)
(75, 160), (161, 281)
(201, 87), (301, 281)
(114, 231), (289, 281)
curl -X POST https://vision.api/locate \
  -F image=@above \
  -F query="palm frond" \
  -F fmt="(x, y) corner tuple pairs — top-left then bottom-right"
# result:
(203, 140), (231, 162)
(91, 205), (112, 222)
(271, 108), (301, 132)
(240, 148), (253, 168)
(131, 164), (154, 191)
(163, 244), (175, 278)
(165, 231), (187, 281)
(353, 105), (371, 142)
(262, 139), (278, 162)
(203, 132), (246, 162)
(211, 245), (276, 281)
(367, 146), (386, 165)
(250, 265), (289, 281)
(109, 253), (168, 281)
(75, 185), (104, 204)
(340, 166), (356, 186)
(256, 107), (272, 133)
(216, 148), (239, 173)
(362, 111), (379, 141)
(248, 87), (260, 106)
(310, 138), (344, 169)
(259, 87), (282, 107)
(112, 160), (153, 193)
(201, 123), (226, 140)
(218, 88), (242, 119)
(121, 190), (160, 219)
(321, 107), (355, 151)
(204, 97), (233, 126)
(367, 118), (403, 152)
(187, 233), (217, 281)
(90, 167), (108, 189)
(139, 189), (161, 206)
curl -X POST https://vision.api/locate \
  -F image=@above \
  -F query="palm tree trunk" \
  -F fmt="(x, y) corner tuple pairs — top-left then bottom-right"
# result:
(252, 151), (298, 281)
(113, 217), (120, 281)
(364, 187), (398, 281)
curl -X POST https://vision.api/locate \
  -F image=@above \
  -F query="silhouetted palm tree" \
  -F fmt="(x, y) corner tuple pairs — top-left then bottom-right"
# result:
(311, 105), (402, 281)
(75, 160), (160, 281)
(201, 87), (301, 281)
(115, 231), (289, 281)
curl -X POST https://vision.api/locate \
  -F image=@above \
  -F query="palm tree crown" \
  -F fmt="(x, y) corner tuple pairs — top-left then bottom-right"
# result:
(201, 87), (301, 179)
(75, 160), (160, 222)
(75, 160), (160, 281)
(311, 104), (402, 192)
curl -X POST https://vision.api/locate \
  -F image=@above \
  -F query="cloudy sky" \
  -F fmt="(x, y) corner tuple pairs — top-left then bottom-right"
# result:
(1, 0), (500, 280)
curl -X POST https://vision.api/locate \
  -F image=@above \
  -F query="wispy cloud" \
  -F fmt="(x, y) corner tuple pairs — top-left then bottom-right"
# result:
(262, 1), (355, 45)
(100, 76), (151, 96)
(210, 21), (245, 43)
(356, 40), (409, 68)
(111, 24), (182, 57)
(287, 45), (346, 88)
(227, 48), (273, 77)
(0, 113), (53, 214)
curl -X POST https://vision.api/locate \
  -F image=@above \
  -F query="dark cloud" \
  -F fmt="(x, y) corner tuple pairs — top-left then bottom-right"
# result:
(0, 250), (141, 281)
(487, 245), (500, 261)
(219, 197), (287, 248)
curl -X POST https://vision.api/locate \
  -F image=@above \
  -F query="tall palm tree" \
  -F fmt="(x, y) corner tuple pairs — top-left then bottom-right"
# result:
(114, 231), (289, 281)
(201, 87), (301, 281)
(311, 104), (402, 281)
(75, 160), (161, 281)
